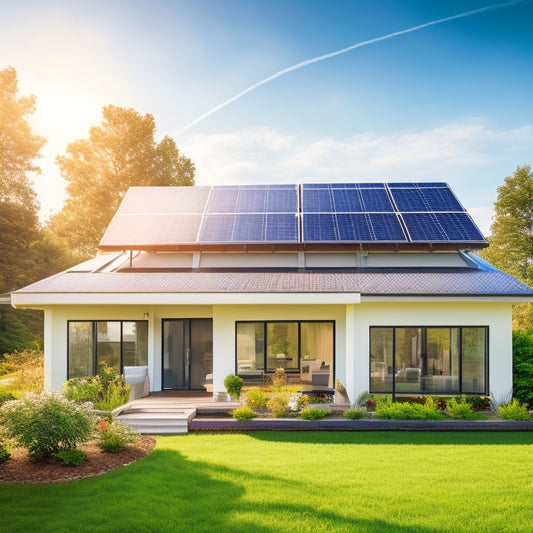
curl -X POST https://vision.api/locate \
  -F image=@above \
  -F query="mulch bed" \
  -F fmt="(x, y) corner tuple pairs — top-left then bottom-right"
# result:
(0, 435), (156, 484)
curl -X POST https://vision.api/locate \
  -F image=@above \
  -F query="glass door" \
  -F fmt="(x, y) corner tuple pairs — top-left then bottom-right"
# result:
(162, 319), (212, 390)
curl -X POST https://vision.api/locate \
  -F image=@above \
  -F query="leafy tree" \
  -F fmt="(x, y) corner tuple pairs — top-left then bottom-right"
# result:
(512, 330), (533, 407)
(481, 165), (533, 330)
(49, 105), (195, 258)
(0, 66), (45, 293)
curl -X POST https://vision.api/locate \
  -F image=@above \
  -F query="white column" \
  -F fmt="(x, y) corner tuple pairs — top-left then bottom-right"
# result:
(345, 304), (356, 404)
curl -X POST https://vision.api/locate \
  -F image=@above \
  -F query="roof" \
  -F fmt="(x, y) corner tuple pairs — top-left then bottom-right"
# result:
(99, 183), (487, 252)
(12, 265), (533, 300)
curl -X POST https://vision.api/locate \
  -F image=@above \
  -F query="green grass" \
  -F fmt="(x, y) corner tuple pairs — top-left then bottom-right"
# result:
(1, 432), (532, 532)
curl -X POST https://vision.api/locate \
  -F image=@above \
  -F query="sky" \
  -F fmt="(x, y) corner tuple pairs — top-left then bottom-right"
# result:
(1, 0), (533, 236)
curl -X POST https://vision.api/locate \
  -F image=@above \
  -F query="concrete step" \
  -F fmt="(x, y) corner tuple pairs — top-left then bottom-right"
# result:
(116, 407), (196, 434)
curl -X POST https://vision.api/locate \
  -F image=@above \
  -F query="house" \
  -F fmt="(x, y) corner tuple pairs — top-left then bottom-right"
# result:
(10, 182), (533, 402)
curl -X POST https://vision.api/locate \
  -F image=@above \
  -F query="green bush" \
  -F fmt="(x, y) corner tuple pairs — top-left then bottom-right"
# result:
(446, 397), (488, 420)
(344, 408), (364, 420)
(466, 396), (492, 412)
(512, 330), (533, 408)
(232, 406), (257, 421)
(300, 408), (328, 420)
(0, 392), (95, 461)
(55, 449), (87, 467)
(375, 397), (445, 420)
(224, 374), (243, 401)
(63, 367), (130, 411)
(97, 419), (138, 453)
(498, 398), (531, 420)
(245, 389), (267, 409)
(267, 393), (289, 418)
(0, 390), (17, 405)
(0, 442), (10, 463)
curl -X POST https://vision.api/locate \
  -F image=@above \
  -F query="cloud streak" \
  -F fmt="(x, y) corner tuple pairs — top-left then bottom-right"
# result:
(176, 0), (524, 135)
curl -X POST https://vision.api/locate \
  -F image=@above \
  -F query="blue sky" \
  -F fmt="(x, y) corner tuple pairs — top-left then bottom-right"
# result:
(1, 0), (533, 235)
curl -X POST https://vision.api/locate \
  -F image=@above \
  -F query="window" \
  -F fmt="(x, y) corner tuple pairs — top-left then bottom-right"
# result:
(236, 321), (334, 388)
(68, 321), (148, 379)
(370, 326), (488, 396)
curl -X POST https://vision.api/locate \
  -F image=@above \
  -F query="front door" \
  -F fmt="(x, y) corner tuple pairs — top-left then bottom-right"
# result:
(162, 319), (213, 390)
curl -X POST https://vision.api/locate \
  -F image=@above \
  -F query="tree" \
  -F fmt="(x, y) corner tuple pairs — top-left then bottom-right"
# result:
(0, 66), (45, 293)
(49, 105), (195, 258)
(481, 165), (533, 330)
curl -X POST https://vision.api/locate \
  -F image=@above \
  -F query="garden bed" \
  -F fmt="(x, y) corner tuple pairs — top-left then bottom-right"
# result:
(0, 435), (155, 484)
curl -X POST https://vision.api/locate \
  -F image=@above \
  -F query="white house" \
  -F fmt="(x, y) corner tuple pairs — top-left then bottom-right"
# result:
(11, 182), (533, 402)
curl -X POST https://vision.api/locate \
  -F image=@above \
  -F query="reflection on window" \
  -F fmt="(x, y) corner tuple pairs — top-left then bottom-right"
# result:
(369, 326), (487, 396)
(236, 321), (335, 388)
(68, 321), (148, 378)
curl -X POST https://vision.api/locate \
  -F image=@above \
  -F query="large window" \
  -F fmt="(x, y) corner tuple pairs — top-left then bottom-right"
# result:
(370, 326), (488, 396)
(236, 321), (334, 388)
(68, 321), (148, 379)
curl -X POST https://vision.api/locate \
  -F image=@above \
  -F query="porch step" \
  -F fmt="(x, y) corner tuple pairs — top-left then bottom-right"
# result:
(116, 407), (196, 434)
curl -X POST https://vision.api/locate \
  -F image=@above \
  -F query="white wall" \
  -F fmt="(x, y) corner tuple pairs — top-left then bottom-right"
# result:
(43, 300), (513, 403)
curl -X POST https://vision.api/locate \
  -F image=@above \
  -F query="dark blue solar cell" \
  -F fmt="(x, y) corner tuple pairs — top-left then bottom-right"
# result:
(360, 188), (394, 212)
(199, 215), (234, 242)
(302, 183), (329, 189)
(303, 214), (338, 241)
(267, 188), (298, 212)
(421, 188), (463, 212)
(236, 188), (267, 212)
(328, 183), (357, 189)
(368, 214), (408, 241)
(232, 214), (265, 241)
(388, 182), (448, 188)
(402, 213), (485, 242)
(265, 213), (299, 241)
(332, 189), (364, 212)
(302, 188), (334, 212)
(390, 188), (430, 212)
(206, 188), (239, 213)
(336, 214), (372, 241)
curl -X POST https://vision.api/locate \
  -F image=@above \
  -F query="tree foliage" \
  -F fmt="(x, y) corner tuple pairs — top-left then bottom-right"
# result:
(481, 165), (533, 330)
(49, 105), (195, 258)
(512, 330), (533, 407)
(0, 66), (45, 293)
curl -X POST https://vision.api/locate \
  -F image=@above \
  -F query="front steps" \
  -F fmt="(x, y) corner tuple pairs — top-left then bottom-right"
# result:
(116, 400), (196, 434)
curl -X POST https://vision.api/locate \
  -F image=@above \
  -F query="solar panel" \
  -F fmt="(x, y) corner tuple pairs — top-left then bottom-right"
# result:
(100, 182), (486, 249)
(402, 213), (485, 242)
(390, 186), (463, 212)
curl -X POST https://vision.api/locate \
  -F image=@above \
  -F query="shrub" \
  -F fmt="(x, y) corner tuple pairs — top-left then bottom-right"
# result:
(232, 406), (257, 421)
(97, 420), (138, 453)
(307, 393), (329, 404)
(355, 391), (373, 408)
(95, 380), (130, 411)
(300, 408), (328, 420)
(0, 391), (17, 405)
(344, 408), (364, 420)
(446, 397), (488, 420)
(55, 449), (87, 467)
(271, 368), (287, 390)
(498, 398), (532, 421)
(1, 350), (44, 394)
(0, 392), (95, 460)
(0, 442), (10, 463)
(63, 377), (100, 403)
(245, 389), (267, 409)
(224, 374), (243, 401)
(466, 396), (492, 412)
(375, 397), (445, 420)
(366, 399), (376, 412)
(267, 393), (289, 418)
(512, 330), (533, 408)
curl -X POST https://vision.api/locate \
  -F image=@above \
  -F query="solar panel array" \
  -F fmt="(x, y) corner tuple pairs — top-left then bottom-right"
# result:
(100, 183), (486, 248)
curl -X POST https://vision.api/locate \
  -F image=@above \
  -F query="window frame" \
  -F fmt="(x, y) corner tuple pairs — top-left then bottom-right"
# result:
(235, 320), (335, 379)
(67, 320), (148, 379)
(369, 325), (489, 397)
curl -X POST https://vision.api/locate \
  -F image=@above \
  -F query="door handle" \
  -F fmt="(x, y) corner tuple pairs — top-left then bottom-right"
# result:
(186, 348), (191, 366)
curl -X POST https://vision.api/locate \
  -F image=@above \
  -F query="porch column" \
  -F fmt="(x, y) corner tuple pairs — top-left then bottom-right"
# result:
(344, 304), (356, 404)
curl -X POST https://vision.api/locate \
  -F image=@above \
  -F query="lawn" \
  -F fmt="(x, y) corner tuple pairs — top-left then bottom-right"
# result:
(1, 432), (532, 533)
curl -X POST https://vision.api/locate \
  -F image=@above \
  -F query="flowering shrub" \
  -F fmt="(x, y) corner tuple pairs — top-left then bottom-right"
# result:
(0, 392), (95, 460)
(366, 399), (376, 412)
(97, 420), (138, 453)
(375, 397), (445, 420)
